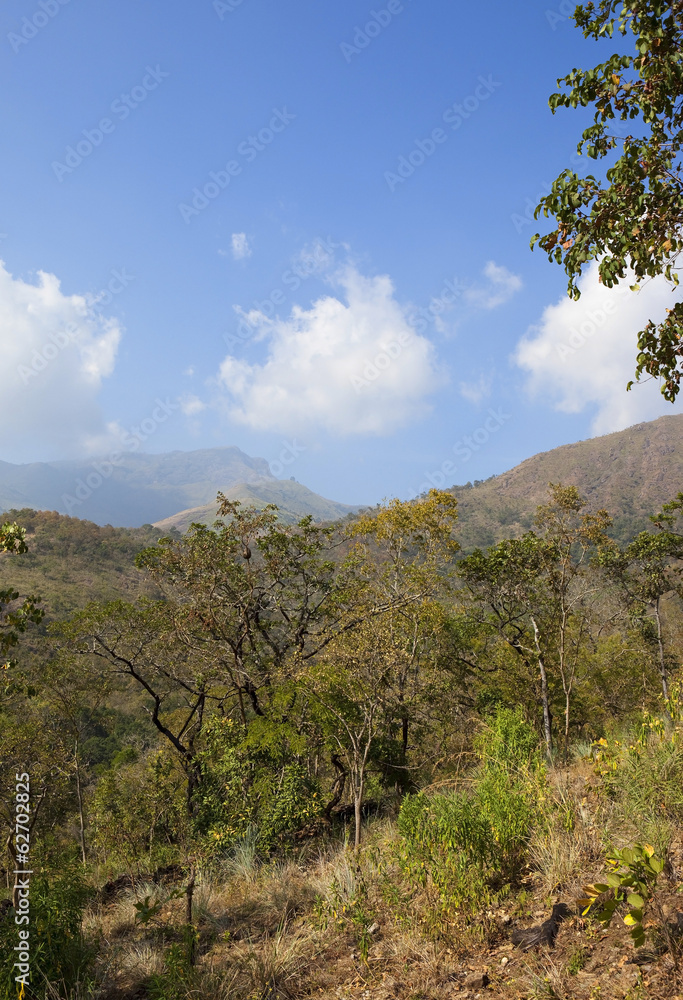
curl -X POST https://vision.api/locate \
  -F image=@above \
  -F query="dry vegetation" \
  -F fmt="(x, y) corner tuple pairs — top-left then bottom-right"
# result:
(75, 747), (683, 1000)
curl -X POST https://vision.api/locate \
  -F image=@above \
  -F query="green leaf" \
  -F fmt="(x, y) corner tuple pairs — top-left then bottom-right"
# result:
(627, 893), (644, 908)
(606, 873), (622, 888)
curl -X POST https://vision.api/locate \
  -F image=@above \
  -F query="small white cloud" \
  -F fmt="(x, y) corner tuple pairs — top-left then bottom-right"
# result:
(514, 259), (683, 434)
(0, 260), (121, 457)
(184, 366), (195, 377)
(231, 233), (252, 260)
(180, 394), (205, 416)
(466, 261), (522, 310)
(459, 375), (492, 404)
(290, 238), (338, 277)
(216, 264), (443, 436)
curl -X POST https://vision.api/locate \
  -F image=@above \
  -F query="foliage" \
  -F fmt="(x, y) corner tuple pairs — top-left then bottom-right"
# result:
(0, 521), (44, 676)
(196, 715), (322, 853)
(592, 704), (683, 847)
(398, 708), (544, 910)
(0, 859), (95, 999)
(580, 842), (664, 948)
(459, 485), (612, 757)
(315, 862), (376, 963)
(533, 0), (683, 399)
(599, 526), (683, 704)
(90, 748), (187, 870)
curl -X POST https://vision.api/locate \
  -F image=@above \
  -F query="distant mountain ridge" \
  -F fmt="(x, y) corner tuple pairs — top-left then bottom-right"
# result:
(0, 447), (275, 526)
(2, 415), (682, 536)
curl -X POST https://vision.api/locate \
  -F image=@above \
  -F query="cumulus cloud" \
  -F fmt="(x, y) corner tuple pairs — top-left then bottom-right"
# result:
(217, 265), (443, 435)
(1, 260), (121, 457)
(514, 259), (683, 434)
(466, 261), (522, 310)
(231, 233), (252, 260)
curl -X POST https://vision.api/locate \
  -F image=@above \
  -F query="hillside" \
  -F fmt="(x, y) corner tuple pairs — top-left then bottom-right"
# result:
(452, 413), (683, 550)
(0, 447), (273, 527)
(0, 509), (163, 620)
(153, 479), (361, 531)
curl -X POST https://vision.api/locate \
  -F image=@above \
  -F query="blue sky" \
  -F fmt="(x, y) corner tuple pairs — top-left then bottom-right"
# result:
(2, 0), (681, 507)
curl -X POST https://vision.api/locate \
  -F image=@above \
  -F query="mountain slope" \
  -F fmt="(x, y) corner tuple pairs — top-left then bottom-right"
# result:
(153, 480), (361, 531)
(0, 509), (163, 619)
(452, 413), (683, 550)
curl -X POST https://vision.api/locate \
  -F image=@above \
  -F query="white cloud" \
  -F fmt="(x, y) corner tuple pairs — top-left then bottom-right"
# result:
(216, 265), (443, 435)
(459, 375), (491, 404)
(514, 259), (683, 434)
(180, 394), (205, 416)
(1, 261), (121, 457)
(465, 261), (522, 310)
(231, 233), (252, 260)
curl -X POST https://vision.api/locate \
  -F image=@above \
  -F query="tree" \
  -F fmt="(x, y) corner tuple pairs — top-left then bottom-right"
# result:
(307, 622), (391, 851)
(459, 486), (611, 760)
(54, 600), (216, 822)
(347, 490), (459, 758)
(37, 657), (112, 864)
(600, 498), (683, 711)
(55, 493), (457, 843)
(532, 1), (683, 400)
(134, 498), (358, 724)
(305, 490), (459, 848)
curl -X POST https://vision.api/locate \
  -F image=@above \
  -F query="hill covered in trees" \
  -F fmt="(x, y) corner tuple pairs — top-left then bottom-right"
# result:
(453, 413), (683, 551)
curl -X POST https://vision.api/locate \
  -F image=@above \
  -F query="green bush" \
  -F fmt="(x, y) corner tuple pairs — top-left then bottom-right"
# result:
(398, 707), (544, 910)
(0, 859), (95, 1000)
(196, 716), (322, 854)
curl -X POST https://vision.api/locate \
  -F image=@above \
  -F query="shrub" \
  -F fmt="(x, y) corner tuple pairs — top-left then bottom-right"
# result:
(0, 859), (95, 1000)
(592, 703), (683, 853)
(196, 717), (322, 854)
(398, 707), (544, 910)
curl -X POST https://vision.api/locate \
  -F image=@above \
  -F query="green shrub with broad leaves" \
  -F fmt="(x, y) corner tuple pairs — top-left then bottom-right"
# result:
(398, 707), (544, 910)
(580, 843), (664, 949)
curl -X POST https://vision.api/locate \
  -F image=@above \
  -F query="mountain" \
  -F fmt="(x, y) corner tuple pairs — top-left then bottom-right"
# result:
(452, 413), (683, 551)
(0, 447), (275, 527)
(2, 415), (682, 539)
(153, 479), (361, 531)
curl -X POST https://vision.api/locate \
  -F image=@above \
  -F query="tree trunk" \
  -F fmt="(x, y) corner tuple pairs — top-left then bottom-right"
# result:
(401, 715), (409, 757)
(74, 739), (87, 865)
(324, 754), (346, 820)
(353, 773), (364, 851)
(532, 619), (553, 763)
(186, 870), (196, 966)
(654, 597), (671, 718)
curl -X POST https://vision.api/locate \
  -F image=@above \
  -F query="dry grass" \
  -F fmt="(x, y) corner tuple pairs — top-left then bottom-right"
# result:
(81, 767), (683, 1000)
(527, 767), (603, 897)
(230, 924), (317, 998)
(528, 822), (602, 897)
